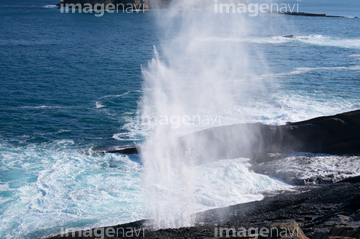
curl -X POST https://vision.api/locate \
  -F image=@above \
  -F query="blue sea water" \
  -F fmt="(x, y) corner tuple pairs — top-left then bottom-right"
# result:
(0, 0), (360, 238)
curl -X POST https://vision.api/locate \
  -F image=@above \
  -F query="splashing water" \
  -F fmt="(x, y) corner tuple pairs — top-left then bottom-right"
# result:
(138, 2), (285, 229)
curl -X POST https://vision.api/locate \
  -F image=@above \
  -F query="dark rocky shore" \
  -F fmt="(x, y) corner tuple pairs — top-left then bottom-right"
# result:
(50, 110), (360, 239)
(48, 177), (360, 238)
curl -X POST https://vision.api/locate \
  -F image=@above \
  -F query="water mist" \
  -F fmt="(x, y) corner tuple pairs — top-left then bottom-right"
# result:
(139, 0), (272, 229)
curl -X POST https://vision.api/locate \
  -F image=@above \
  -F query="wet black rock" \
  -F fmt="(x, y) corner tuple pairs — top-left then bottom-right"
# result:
(184, 110), (360, 162)
(270, 11), (356, 18)
(105, 147), (139, 154)
(106, 110), (360, 162)
(47, 177), (360, 239)
(339, 175), (360, 183)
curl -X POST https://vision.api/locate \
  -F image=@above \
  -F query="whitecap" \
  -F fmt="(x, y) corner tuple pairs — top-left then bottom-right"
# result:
(261, 65), (360, 79)
(112, 132), (142, 141)
(197, 36), (290, 44)
(279, 35), (360, 49)
(349, 54), (360, 60)
(99, 91), (132, 99)
(44, 5), (58, 9)
(55, 129), (71, 134)
(95, 102), (105, 109)
(19, 105), (65, 109)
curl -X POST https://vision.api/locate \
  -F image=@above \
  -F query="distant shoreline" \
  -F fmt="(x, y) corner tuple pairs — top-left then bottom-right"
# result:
(269, 10), (359, 18)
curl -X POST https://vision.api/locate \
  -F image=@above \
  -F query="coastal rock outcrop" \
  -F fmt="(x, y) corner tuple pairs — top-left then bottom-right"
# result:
(177, 110), (360, 162)
(47, 176), (360, 239)
(104, 110), (360, 185)
(107, 110), (360, 162)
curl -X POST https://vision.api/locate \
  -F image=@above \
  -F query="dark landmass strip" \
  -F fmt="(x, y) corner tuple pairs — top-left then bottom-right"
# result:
(269, 11), (359, 18)
(47, 176), (360, 238)
(104, 147), (139, 154)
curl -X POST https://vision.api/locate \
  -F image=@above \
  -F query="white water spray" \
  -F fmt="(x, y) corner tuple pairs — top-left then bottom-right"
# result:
(139, 1), (273, 229)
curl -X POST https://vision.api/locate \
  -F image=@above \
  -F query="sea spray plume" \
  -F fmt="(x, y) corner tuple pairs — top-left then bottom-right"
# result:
(139, 0), (268, 229)
(140, 48), (197, 229)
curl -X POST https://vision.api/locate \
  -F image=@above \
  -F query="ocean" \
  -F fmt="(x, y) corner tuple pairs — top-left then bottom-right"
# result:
(0, 0), (359, 238)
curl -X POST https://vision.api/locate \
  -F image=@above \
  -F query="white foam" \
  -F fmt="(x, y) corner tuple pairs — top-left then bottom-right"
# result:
(261, 65), (360, 79)
(44, 5), (58, 9)
(263, 154), (360, 183)
(349, 54), (360, 60)
(112, 132), (143, 141)
(197, 36), (290, 44)
(195, 35), (360, 49)
(307, 37), (360, 49)
(287, 66), (360, 75)
(0, 142), (145, 239)
(99, 91), (132, 99)
(19, 105), (65, 109)
(193, 158), (290, 211)
(0, 141), (292, 238)
(95, 102), (105, 109)
(163, 35), (360, 50)
(0, 183), (9, 191)
(55, 129), (71, 134)
(276, 35), (360, 49)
